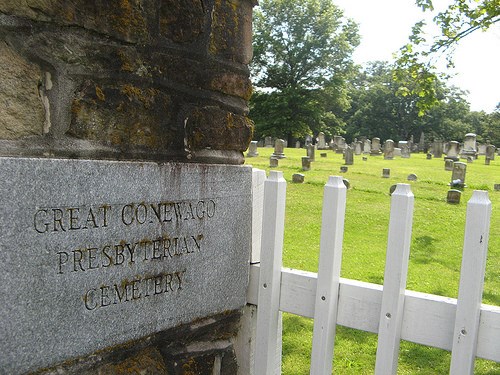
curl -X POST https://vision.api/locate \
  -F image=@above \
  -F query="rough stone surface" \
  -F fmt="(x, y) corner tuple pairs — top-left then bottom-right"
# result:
(0, 0), (255, 164)
(0, 157), (252, 374)
(0, 41), (45, 139)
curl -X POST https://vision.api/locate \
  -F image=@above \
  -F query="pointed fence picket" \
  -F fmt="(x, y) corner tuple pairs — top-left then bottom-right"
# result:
(250, 172), (499, 375)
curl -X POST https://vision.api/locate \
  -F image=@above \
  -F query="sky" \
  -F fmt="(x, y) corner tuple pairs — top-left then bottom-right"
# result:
(334, 0), (500, 113)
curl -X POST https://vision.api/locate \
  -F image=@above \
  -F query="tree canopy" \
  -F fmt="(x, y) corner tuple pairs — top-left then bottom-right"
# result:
(394, 0), (500, 114)
(250, 0), (359, 142)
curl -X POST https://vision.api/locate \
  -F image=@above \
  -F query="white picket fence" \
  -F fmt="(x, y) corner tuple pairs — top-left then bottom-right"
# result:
(246, 169), (500, 375)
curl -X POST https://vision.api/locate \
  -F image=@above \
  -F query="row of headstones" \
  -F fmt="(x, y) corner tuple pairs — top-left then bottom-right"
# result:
(251, 134), (498, 161)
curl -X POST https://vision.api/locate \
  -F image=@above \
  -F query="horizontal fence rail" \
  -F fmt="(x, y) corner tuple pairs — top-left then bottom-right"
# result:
(249, 171), (499, 375)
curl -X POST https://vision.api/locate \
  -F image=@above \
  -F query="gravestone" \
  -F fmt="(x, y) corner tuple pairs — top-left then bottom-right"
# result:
(246, 140), (259, 157)
(486, 145), (496, 160)
(494, 184), (500, 191)
(384, 140), (395, 160)
(445, 159), (454, 171)
(340, 166), (348, 173)
(362, 157), (368, 161)
(407, 173), (418, 181)
(389, 184), (397, 195)
(401, 143), (411, 158)
(419, 132), (425, 152)
(295, 141), (301, 148)
(264, 136), (273, 148)
(485, 158), (491, 165)
(271, 139), (286, 159)
(307, 144), (316, 162)
(342, 178), (351, 189)
(302, 156), (311, 171)
(451, 162), (467, 188)
(317, 132), (327, 149)
(382, 168), (391, 178)
(354, 141), (362, 155)
(344, 146), (354, 165)
(292, 173), (305, 183)
(363, 139), (371, 154)
(269, 157), (279, 167)
(446, 141), (460, 161)
(336, 136), (346, 154)
(305, 134), (313, 147)
(432, 141), (443, 158)
(477, 144), (487, 155)
(460, 133), (477, 159)
(320, 152), (327, 158)
(447, 189), (462, 204)
(427, 153), (432, 159)
(371, 137), (382, 155)
(394, 147), (402, 157)
(467, 156), (474, 163)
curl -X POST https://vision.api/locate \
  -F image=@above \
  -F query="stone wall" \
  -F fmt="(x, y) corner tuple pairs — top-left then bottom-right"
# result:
(0, 1), (256, 374)
(0, 0), (255, 164)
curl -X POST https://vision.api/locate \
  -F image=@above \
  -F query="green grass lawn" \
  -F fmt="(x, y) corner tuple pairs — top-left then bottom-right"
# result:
(244, 146), (500, 374)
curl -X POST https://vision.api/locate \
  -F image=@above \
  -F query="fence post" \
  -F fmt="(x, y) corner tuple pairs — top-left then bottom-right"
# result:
(450, 190), (492, 375)
(375, 184), (414, 375)
(310, 176), (347, 375)
(254, 171), (287, 375)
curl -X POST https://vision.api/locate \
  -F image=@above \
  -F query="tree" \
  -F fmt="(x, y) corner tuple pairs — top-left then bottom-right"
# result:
(250, 0), (359, 142)
(394, 0), (500, 114)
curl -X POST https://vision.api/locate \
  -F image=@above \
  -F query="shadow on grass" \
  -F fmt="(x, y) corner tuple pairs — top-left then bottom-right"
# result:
(411, 235), (437, 264)
(399, 342), (451, 373)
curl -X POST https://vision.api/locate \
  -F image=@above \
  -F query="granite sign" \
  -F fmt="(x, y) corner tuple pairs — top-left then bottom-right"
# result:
(0, 158), (252, 373)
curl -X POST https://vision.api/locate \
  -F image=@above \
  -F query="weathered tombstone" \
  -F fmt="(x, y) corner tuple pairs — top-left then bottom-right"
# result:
(295, 141), (301, 148)
(257, 139), (264, 147)
(382, 168), (391, 178)
(419, 132), (425, 152)
(446, 141), (460, 161)
(477, 144), (487, 155)
(485, 157), (491, 165)
(432, 140), (443, 158)
(269, 156), (279, 167)
(305, 134), (313, 147)
(342, 178), (351, 189)
(354, 141), (362, 155)
(451, 162), (467, 188)
(407, 173), (418, 181)
(401, 144), (411, 158)
(362, 156), (368, 161)
(460, 133), (477, 159)
(271, 138), (286, 159)
(467, 156), (474, 163)
(317, 132), (327, 149)
(486, 144), (496, 160)
(445, 159), (454, 171)
(494, 184), (500, 191)
(0, 2), (256, 372)
(264, 136), (273, 148)
(302, 156), (311, 171)
(394, 147), (402, 157)
(371, 137), (382, 155)
(320, 152), (327, 158)
(344, 146), (354, 165)
(426, 153), (432, 159)
(246, 140), (259, 157)
(336, 136), (346, 154)
(292, 173), (305, 183)
(307, 144), (316, 162)
(340, 166), (348, 173)
(363, 139), (371, 154)
(447, 189), (462, 204)
(389, 184), (397, 195)
(383, 140), (395, 160)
